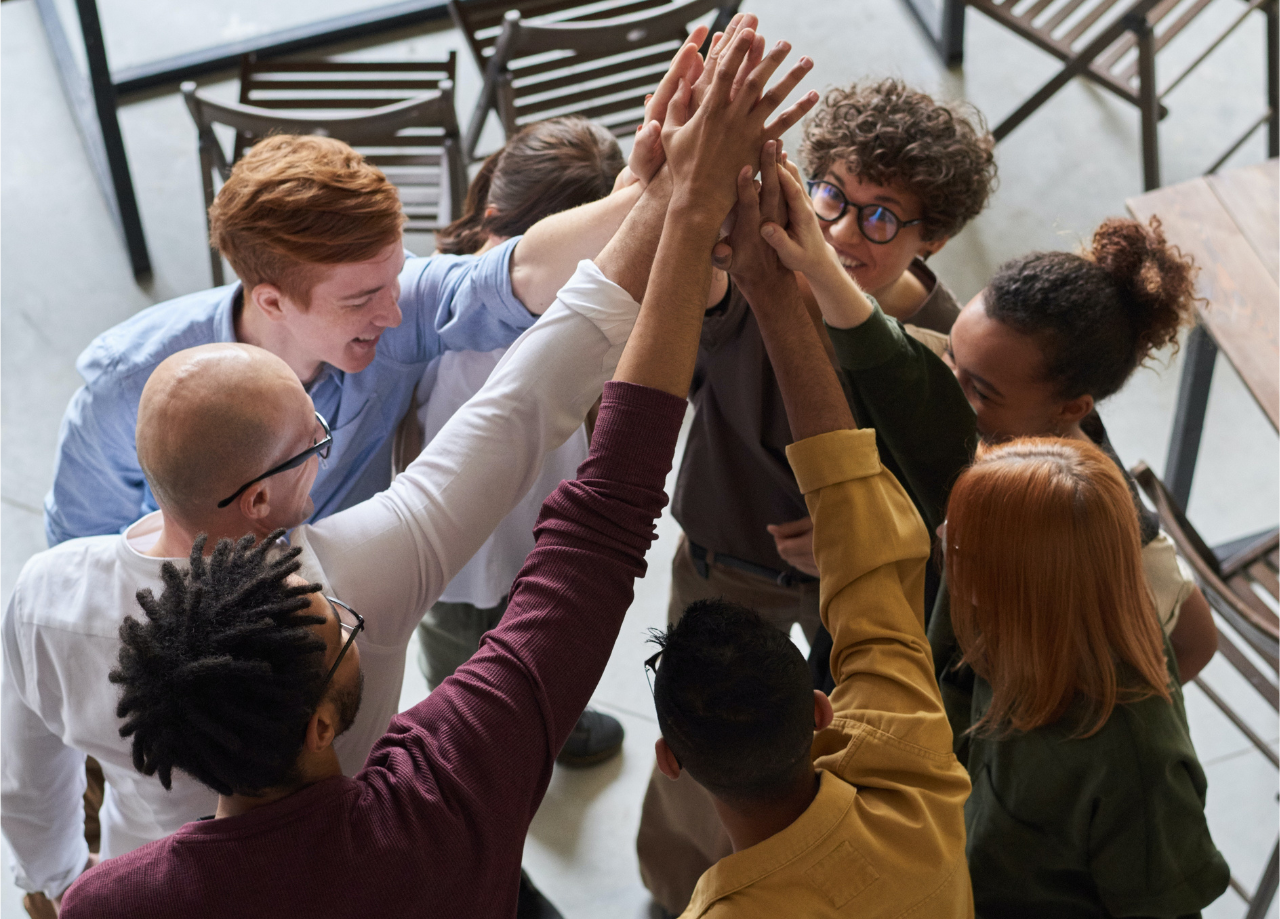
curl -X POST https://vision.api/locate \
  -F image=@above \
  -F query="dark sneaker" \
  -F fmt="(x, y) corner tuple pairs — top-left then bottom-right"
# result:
(517, 869), (563, 919)
(556, 708), (624, 766)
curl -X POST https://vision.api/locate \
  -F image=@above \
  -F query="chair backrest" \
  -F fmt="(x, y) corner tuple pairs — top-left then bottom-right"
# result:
(182, 61), (467, 285)
(451, 0), (737, 156)
(1132, 462), (1280, 671)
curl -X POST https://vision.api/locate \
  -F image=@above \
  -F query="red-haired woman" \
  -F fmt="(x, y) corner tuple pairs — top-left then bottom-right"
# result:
(753, 151), (1229, 914)
(944, 438), (1227, 915)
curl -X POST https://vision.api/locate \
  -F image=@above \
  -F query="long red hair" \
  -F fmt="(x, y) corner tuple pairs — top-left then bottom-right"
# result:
(945, 437), (1171, 736)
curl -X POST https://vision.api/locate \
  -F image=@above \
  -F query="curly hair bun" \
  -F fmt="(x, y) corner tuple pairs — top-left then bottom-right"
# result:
(1090, 216), (1199, 365)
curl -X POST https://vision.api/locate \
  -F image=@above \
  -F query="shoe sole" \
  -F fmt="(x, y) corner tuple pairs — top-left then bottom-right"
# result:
(555, 741), (624, 767)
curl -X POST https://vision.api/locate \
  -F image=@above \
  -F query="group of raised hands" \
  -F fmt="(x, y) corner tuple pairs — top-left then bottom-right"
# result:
(623, 12), (876, 362)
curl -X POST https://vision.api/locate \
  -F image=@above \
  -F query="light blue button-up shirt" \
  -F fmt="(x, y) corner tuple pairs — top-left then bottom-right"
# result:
(44, 239), (530, 547)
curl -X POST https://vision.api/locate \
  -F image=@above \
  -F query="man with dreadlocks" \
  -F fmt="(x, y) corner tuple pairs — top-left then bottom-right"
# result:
(51, 24), (812, 917)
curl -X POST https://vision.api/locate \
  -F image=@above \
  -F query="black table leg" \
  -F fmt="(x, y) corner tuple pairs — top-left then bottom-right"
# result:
(1164, 323), (1218, 509)
(35, 0), (151, 279)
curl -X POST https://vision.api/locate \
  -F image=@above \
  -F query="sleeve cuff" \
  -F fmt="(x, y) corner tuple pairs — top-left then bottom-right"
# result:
(552, 260), (641, 348)
(825, 300), (911, 373)
(477, 235), (535, 330)
(786, 428), (882, 495)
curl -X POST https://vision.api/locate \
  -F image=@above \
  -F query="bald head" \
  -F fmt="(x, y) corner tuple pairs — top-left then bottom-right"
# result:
(137, 344), (314, 526)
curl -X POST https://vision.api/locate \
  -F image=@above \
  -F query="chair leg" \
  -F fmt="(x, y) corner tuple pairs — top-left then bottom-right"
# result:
(1267, 0), (1278, 158)
(1164, 323), (1217, 509)
(1135, 14), (1161, 191)
(197, 143), (224, 287)
(1245, 841), (1279, 919)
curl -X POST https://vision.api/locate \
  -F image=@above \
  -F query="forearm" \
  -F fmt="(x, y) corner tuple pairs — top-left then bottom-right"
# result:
(742, 272), (854, 441)
(612, 197), (721, 396)
(801, 247), (876, 330)
(509, 182), (644, 314)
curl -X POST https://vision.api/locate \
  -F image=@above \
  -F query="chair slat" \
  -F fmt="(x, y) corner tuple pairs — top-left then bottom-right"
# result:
(246, 79), (451, 93)
(1044, 0), (1094, 35)
(1018, 0), (1060, 24)
(1112, 0), (1217, 83)
(510, 45), (676, 93)
(1062, 0), (1125, 44)
(1249, 561), (1280, 600)
(514, 66), (669, 113)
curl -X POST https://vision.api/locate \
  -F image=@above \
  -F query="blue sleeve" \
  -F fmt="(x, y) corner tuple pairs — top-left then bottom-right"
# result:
(383, 237), (534, 364)
(43, 374), (153, 547)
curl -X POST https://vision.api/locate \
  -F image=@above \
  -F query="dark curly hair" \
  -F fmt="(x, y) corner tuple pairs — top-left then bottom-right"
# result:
(799, 78), (997, 240)
(986, 216), (1200, 401)
(110, 531), (327, 796)
(651, 600), (814, 804)
(436, 116), (623, 255)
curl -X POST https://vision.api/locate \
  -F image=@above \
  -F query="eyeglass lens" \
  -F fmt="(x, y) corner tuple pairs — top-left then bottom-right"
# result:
(809, 182), (902, 243)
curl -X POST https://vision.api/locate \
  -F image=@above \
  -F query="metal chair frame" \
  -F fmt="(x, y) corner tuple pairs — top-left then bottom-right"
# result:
(181, 58), (466, 286)
(449, 0), (738, 161)
(1133, 461), (1279, 919)
(909, 0), (1280, 190)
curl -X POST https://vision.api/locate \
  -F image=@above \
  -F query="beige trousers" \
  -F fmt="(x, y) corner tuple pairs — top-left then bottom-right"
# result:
(636, 535), (820, 915)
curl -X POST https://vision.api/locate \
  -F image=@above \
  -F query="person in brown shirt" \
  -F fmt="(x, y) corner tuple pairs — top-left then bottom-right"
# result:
(638, 78), (998, 917)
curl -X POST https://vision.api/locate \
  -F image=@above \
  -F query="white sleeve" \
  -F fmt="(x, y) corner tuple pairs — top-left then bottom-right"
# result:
(297, 260), (638, 647)
(1142, 530), (1197, 636)
(1, 592), (91, 899)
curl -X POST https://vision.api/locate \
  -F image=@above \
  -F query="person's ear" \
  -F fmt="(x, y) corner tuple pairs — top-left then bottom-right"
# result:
(237, 483), (273, 522)
(248, 282), (289, 322)
(654, 737), (681, 781)
(917, 234), (948, 260)
(483, 204), (499, 219)
(813, 690), (833, 731)
(304, 699), (338, 754)
(1054, 392), (1094, 430)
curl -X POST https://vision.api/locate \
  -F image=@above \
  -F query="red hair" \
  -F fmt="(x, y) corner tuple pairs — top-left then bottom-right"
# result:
(209, 134), (405, 303)
(945, 438), (1171, 737)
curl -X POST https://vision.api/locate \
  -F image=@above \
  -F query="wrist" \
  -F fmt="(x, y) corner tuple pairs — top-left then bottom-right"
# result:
(667, 194), (730, 241)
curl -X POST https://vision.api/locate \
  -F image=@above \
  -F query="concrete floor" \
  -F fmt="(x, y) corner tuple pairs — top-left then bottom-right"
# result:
(2, 0), (1278, 916)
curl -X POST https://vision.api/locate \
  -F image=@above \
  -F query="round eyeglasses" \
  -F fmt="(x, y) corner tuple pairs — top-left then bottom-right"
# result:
(807, 181), (924, 244)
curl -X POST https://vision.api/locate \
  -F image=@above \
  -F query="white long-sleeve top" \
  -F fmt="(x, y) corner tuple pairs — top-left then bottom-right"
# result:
(1, 261), (640, 899)
(416, 349), (590, 609)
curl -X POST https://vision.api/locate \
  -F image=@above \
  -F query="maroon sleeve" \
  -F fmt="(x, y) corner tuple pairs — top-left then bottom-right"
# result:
(357, 380), (686, 846)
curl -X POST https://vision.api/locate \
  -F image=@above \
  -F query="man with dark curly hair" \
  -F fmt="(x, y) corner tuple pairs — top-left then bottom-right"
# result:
(638, 77), (996, 916)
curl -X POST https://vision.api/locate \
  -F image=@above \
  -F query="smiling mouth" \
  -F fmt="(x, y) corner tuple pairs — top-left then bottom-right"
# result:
(352, 335), (379, 346)
(836, 253), (864, 272)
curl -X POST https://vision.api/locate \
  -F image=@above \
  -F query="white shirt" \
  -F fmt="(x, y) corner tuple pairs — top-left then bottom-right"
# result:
(1, 261), (640, 899)
(417, 349), (589, 609)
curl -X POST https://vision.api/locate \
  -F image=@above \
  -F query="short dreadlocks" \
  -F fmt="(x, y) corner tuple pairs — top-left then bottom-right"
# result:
(111, 530), (326, 796)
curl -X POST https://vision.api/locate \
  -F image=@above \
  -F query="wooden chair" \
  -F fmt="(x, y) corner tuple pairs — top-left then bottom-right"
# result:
(918, 0), (1279, 190)
(448, 0), (740, 161)
(1133, 462), (1279, 919)
(181, 55), (467, 286)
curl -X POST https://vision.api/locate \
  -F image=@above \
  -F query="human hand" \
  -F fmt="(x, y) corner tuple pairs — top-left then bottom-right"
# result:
(767, 517), (819, 577)
(661, 28), (816, 226)
(627, 26), (710, 185)
(722, 140), (792, 291)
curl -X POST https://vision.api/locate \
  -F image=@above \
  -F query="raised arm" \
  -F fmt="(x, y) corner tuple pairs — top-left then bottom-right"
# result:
(761, 158), (976, 530)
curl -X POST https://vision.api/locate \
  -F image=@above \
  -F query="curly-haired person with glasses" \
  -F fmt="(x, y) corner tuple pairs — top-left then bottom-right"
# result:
(637, 77), (996, 916)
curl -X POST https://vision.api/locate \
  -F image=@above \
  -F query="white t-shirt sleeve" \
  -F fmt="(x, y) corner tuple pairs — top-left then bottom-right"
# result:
(296, 260), (639, 648)
(1, 591), (92, 899)
(1142, 530), (1197, 636)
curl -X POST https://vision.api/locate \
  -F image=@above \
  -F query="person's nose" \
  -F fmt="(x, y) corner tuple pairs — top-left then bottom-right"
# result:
(826, 209), (866, 251)
(376, 286), (402, 329)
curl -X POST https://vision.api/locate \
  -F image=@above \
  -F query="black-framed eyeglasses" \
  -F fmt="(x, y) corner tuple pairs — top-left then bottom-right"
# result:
(644, 649), (663, 698)
(320, 596), (364, 690)
(217, 411), (332, 509)
(807, 180), (924, 244)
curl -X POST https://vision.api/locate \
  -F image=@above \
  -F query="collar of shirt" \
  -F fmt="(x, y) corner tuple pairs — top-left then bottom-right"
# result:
(682, 770), (860, 917)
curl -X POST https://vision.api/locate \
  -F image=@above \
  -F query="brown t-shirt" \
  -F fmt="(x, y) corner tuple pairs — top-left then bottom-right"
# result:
(672, 259), (960, 573)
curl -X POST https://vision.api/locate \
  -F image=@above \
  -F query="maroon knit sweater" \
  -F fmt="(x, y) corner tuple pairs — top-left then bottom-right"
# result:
(61, 382), (686, 919)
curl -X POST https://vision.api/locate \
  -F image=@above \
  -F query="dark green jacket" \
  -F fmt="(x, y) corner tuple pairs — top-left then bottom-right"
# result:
(827, 305), (1230, 918)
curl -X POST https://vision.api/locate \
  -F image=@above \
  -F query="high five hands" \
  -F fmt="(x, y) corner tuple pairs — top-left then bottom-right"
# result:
(628, 14), (816, 196)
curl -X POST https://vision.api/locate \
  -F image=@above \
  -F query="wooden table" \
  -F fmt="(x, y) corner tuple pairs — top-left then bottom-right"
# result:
(1126, 159), (1279, 508)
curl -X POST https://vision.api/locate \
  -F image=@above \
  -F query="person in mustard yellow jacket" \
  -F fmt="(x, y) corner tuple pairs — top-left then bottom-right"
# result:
(643, 142), (972, 918)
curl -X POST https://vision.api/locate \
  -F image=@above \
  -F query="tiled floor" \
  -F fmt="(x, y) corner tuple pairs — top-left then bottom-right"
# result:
(2, 0), (1277, 916)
